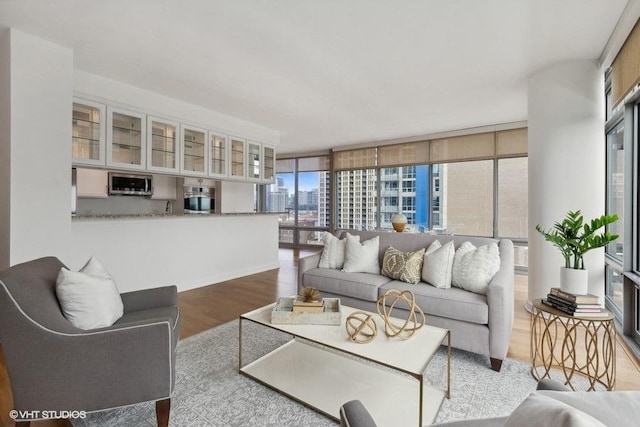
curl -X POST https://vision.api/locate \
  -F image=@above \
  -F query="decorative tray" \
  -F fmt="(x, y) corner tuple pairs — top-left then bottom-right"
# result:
(271, 297), (342, 325)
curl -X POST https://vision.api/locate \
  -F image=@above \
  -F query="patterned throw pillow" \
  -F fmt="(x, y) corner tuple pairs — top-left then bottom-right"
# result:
(382, 246), (426, 284)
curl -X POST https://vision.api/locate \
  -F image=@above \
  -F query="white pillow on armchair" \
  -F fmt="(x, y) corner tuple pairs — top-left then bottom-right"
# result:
(56, 256), (124, 330)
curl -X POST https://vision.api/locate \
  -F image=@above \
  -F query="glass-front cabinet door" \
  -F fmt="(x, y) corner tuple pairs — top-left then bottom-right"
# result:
(147, 116), (179, 172)
(72, 99), (105, 166)
(209, 132), (227, 178)
(263, 145), (275, 183)
(230, 136), (246, 179)
(181, 125), (207, 176)
(248, 141), (261, 181)
(107, 107), (146, 169)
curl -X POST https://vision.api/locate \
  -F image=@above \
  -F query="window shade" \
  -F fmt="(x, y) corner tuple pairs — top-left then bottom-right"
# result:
(496, 128), (528, 156)
(611, 19), (640, 107)
(298, 155), (330, 171)
(378, 141), (429, 166)
(276, 158), (295, 173)
(430, 132), (495, 162)
(333, 148), (377, 170)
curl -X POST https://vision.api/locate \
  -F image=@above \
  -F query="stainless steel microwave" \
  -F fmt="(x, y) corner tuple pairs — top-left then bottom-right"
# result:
(108, 172), (153, 196)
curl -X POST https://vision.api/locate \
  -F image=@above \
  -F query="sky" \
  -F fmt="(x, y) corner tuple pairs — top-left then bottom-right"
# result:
(278, 172), (319, 191)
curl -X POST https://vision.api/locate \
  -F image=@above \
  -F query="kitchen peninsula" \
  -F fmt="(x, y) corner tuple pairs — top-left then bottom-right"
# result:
(70, 211), (280, 294)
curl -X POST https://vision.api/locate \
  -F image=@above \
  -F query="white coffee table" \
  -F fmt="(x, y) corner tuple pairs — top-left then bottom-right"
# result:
(239, 302), (450, 427)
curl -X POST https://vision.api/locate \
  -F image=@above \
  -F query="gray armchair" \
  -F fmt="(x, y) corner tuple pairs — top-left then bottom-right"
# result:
(340, 380), (640, 427)
(0, 256), (180, 427)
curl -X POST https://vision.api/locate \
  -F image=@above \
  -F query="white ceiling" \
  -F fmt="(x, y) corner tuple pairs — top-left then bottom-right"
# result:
(0, 0), (631, 154)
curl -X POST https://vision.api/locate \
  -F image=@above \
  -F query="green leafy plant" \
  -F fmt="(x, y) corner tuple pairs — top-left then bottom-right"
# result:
(535, 210), (619, 270)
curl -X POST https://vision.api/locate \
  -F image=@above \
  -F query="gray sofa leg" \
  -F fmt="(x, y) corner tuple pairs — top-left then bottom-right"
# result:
(490, 358), (503, 372)
(156, 398), (170, 427)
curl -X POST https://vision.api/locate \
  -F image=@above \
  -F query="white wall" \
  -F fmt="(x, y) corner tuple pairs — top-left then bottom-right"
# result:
(70, 215), (279, 293)
(3, 29), (73, 267)
(0, 28), (281, 292)
(528, 59), (605, 302)
(0, 30), (10, 269)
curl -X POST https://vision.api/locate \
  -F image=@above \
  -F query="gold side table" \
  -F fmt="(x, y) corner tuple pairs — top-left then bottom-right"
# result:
(530, 298), (616, 391)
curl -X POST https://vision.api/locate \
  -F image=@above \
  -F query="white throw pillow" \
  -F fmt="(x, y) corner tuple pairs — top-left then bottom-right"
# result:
(318, 232), (359, 269)
(504, 392), (607, 427)
(451, 241), (500, 294)
(56, 256), (124, 330)
(421, 240), (455, 288)
(342, 233), (380, 274)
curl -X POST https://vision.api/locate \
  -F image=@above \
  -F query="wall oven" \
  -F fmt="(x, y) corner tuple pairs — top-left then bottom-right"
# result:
(184, 186), (214, 214)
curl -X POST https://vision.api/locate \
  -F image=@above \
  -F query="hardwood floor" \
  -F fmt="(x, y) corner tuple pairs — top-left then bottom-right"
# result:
(1, 247), (639, 426)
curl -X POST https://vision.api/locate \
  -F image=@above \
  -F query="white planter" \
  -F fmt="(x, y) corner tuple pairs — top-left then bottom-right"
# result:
(560, 267), (589, 295)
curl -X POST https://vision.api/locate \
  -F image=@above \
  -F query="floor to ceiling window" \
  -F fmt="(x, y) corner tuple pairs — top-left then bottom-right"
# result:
(498, 156), (529, 269)
(605, 118), (625, 317)
(267, 156), (330, 246)
(434, 160), (493, 236)
(276, 128), (528, 261)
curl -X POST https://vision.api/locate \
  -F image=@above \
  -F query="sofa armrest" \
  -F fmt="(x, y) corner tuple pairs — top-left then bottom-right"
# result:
(297, 251), (322, 292)
(121, 285), (178, 312)
(486, 239), (514, 361)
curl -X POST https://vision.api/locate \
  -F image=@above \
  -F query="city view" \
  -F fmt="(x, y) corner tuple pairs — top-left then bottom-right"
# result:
(266, 161), (528, 244)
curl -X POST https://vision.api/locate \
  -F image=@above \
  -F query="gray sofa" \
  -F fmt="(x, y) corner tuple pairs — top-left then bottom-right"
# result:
(298, 230), (514, 371)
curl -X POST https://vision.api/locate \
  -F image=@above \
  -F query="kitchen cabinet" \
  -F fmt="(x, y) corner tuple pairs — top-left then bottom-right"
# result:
(107, 106), (147, 170)
(247, 141), (262, 181)
(230, 136), (246, 179)
(263, 145), (275, 183)
(181, 125), (207, 176)
(76, 168), (108, 198)
(72, 99), (106, 166)
(147, 116), (179, 173)
(209, 132), (228, 178)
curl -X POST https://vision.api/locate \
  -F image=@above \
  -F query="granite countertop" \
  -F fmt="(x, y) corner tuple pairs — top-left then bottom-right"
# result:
(72, 212), (283, 220)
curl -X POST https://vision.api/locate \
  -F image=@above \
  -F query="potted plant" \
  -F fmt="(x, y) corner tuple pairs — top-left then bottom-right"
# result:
(535, 210), (619, 295)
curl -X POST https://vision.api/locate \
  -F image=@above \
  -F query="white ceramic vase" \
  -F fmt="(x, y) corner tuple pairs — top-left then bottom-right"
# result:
(390, 213), (407, 232)
(560, 267), (588, 295)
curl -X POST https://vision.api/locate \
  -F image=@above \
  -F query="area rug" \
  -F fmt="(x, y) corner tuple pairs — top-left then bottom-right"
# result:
(74, 320), (548, 426)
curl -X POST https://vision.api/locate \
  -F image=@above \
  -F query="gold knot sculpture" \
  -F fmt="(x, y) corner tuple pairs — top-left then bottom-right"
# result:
(345, 311), (378, 344)
(376, 289), (425, 339)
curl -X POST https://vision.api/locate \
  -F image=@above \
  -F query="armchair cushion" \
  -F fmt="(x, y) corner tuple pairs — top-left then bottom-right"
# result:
(504, 392), (606, 427)
(55, 256), (123, 329)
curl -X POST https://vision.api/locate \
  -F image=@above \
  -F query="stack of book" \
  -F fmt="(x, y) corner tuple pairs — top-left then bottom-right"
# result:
(542, 288), (609, 318)
(292, 299), (324, 313)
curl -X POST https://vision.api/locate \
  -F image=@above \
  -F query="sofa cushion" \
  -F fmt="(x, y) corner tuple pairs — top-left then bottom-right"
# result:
(304, 268), (392, 301)
(422, 240), (455, 289)
(382, 246), (425, 284)
(380, 280), (489, 324)
(343, 234), (380, 274)
(452, 242), (500, 294)
(319, 232), (357, 269)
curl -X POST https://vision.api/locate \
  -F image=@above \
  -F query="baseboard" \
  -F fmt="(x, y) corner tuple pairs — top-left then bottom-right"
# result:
(175, 261), (281, 293)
